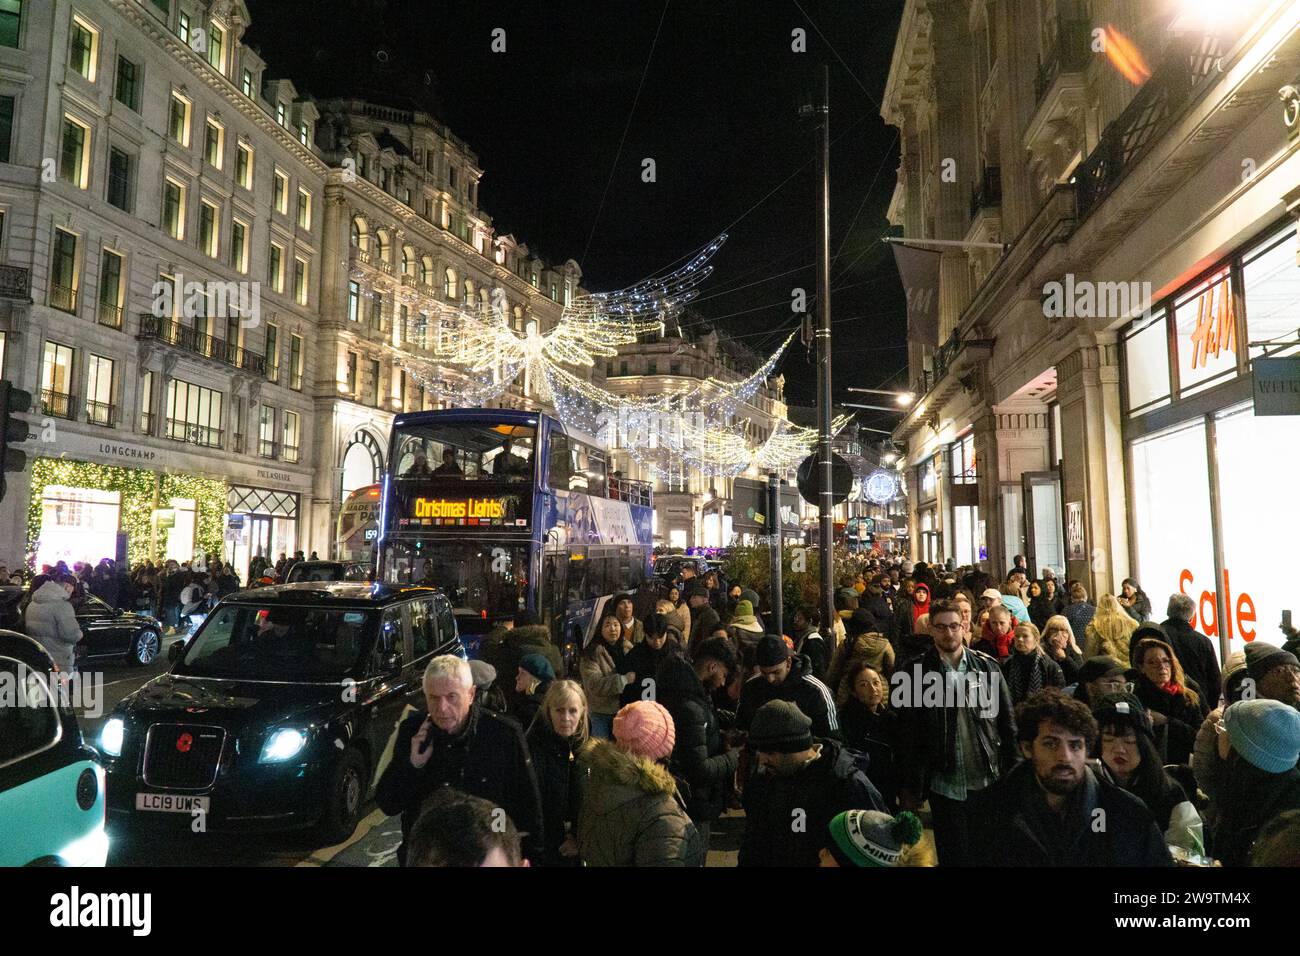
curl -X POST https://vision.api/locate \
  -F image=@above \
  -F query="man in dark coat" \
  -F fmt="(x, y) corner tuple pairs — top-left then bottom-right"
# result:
(376, 655), (543, 866)
(685, 581), (721, 658)
(1131, 594), (1221, 708)
(739, 700), (884, 867)
(737, 635), (841, 742)
(656, 637), (739, 848)
(968, 690), (1172, 866)
(790, 605), (829, 682)
(480, 610), (563, 714)
(895, 598), (1018, 866)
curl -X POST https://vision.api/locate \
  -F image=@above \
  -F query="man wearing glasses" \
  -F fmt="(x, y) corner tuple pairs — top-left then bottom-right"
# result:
(1072, 656), (1134, 707)
(895, 598), (1018, 866)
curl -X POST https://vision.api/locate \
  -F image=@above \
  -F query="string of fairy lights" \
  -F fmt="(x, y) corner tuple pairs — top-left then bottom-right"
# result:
(357, 232), (840, 478)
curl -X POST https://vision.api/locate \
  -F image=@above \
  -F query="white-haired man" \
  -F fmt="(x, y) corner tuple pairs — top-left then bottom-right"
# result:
(376, 655), (543, 865)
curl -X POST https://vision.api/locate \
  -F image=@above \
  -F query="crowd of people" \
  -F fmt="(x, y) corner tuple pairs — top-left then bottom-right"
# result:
(375, 552), (1300, 868)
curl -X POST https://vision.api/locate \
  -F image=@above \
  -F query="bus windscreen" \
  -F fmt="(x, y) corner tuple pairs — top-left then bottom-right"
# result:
(392, 421), (536, 482)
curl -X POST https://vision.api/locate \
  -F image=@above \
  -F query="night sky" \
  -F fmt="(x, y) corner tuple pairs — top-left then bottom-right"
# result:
(245, 0), (909, 430)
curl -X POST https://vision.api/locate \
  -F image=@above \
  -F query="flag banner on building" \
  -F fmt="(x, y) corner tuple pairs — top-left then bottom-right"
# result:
(891, 242), (942, 347)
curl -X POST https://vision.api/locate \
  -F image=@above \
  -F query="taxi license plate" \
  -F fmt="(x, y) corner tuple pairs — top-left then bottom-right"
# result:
(135, 793), (210, 814)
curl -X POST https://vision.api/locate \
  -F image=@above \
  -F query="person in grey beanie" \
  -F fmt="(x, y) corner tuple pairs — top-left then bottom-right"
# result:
(739, 700), (884, 867)
(1212, 698), (1300, 866)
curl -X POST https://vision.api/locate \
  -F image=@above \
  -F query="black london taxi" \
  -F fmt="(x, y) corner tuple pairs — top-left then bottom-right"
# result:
(98, 583), (463, 844)
(0, 631), (108, 866)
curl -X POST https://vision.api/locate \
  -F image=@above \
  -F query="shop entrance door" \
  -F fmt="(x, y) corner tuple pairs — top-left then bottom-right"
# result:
(249, 515), (273, 562)
(1022, 471), (1065, 580)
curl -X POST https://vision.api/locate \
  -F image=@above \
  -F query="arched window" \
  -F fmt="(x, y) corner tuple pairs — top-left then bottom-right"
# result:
(351, 216), (369, 252)
(421, 255), (434, 285)
(375, 229), (390, 263)
(340, 430), (384, 504)
(444, 267), (458, 299)
(464, 278), (475, 307)
(401, 246), (414, 276)
(512, 305), (523, 332)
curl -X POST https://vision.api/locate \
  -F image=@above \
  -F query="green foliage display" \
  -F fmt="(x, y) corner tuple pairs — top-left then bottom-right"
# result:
(25, 458), (228, 568)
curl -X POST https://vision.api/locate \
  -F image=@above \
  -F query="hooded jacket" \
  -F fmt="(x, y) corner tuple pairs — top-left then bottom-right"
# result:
(619, 638), (681, 708)
(1212, 753), (1300, 866)
(23, 581), (82, 672)
(577, 740), (703, 866)
(736, 653), (841, 742)
(655, 653), (739, 824)
(481, 624), (564, 715)
(967, 761), (1172, 867)
(376, 703), (544, 866)
(686, 602), (722, 658)
(739, 737), (885, 867)
(826, 632), (895, 705)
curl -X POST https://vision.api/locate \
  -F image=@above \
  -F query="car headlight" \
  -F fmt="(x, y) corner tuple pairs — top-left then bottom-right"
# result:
(260, 728), (308, 762)
(100, 718), (125, 757)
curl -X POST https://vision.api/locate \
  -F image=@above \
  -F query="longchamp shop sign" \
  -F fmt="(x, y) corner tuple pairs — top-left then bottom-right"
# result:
(1252, 357), (1300, 416)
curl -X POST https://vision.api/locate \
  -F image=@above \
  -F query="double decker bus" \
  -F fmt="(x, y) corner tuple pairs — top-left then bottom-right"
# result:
(376, 409), (653, 657)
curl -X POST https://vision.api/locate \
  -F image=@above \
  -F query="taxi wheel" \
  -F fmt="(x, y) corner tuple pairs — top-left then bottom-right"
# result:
(319, 749), (367, 846)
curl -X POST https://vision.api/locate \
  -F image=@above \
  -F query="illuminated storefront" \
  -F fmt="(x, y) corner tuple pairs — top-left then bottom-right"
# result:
(1123, 219), (1299, 658)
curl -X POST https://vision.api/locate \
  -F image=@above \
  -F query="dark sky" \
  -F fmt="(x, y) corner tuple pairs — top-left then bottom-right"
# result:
(245, 0), (909, 429)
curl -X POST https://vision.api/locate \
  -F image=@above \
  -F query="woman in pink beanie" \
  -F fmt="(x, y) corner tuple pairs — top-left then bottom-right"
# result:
(577, 701), (703, 865)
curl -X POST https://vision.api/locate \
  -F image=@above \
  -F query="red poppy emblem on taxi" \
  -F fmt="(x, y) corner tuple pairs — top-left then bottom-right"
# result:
(176, 732), (194, 753)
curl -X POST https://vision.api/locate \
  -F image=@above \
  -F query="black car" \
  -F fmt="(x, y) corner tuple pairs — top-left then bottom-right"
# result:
(284, 560), (370, 584)
(0, 586), (162, 668)
(99, 583), (463, 843)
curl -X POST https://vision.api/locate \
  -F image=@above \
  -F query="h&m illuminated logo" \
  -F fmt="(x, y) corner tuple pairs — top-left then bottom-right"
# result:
(413, 497), (504, 520)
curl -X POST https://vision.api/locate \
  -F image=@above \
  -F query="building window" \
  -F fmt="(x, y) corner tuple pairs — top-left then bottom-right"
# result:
(444, 269), (457, 300)
(1123, 311), (1172, 415)
(0, 0), (20, 48)
(293, 258), (307, 305)
(296, 188), (311, 229)
(1173, 267), (1236, 398)
(275, 102), (286, 127)
(40, 341), (75, 419)
(289, 334), (302, 390)
(114, 55), (140, 111)
(198, 200), (219, 257)
(230, 218), (248, 273)
(85, 354), (115, 426)
(139, 370), (154, 434)
(163, 178), (185, 240)
(59, 116), (90, 189)
(204, 119), (223, 168)
(297, 120), (309, 147)
(206, 21), (225, 73)
(0, 95), (12, 164)
(371, 291), (383, 330)
(50, 229), (78, 314)
(104, 146), (133, 211)
(97, 249), (123, 329)
(177, 11), (189, 44)
(169, 93), (191, 146)
(69, 17), (98, 82)
(448, 166), (457, 188)
(165, 379), (223, 448)
(268, 242), (283, 292)
(1243, 221), (1300, 360)
(236, 142), (253, 190)
(348, 281), (361, 322)
(670, 362), (680, 375)
(647, 361), (657, 376)
(365, 359), (380, 406)
(282, 410), (300, 463)
(258, 404), (276, 458)
(273, 169), (288, 214)
(345, 351), (357, 394)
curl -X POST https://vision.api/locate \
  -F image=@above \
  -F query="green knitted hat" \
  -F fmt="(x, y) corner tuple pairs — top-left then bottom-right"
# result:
(827, 810), (924, 867)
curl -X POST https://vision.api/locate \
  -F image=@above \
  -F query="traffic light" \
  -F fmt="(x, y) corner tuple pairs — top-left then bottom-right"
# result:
(0, 380), (31, 503)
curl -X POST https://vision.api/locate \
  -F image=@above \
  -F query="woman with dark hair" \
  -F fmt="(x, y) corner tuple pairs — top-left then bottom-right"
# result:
(1118, 578), (1153, 623)
(1043, 576), (1067, 618)
(1027, 580), (1056, 631)
(1092, 693), (1205, 859)
(1132, 636), (1207, 765)
(837, 662), (898, 811)
(579, 614), (633, 739)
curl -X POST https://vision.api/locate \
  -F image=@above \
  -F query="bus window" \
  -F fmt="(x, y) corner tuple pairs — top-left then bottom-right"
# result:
(566, 554), (586, 604)
(547, 432), (571, 491)
(586, 447), (607, 497)
(392, 420), (535, 482)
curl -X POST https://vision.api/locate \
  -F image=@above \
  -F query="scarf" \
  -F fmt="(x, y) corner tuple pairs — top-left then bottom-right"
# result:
(1161, 681), (1183, 697)
(1006, 649), (1047, 702)
(980, 621), (1014, 659)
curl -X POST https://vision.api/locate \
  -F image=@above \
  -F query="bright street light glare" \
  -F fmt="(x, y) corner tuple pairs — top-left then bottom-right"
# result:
(895, 392), (915, 407)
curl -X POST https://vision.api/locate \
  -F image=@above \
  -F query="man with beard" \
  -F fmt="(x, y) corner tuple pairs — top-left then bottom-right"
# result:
(968, 690), (1172, 866)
